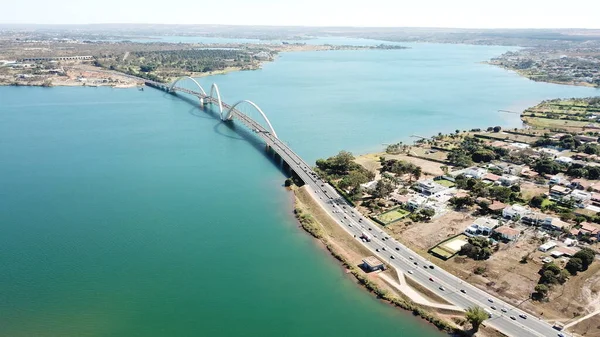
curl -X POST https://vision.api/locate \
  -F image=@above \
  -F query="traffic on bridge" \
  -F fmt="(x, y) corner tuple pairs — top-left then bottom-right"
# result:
(150, 76), (569, 337)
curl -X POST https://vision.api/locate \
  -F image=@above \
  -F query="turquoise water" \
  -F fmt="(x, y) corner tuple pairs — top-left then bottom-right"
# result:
(1, 42), (599, 337)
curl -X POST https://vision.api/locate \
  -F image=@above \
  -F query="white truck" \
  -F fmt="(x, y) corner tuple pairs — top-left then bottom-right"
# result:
(360, 232), (371, 242)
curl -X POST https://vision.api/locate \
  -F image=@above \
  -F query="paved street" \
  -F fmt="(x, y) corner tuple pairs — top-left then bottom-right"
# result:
(165, 85), (568, 337)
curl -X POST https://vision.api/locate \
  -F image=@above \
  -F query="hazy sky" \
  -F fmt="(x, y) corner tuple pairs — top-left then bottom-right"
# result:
(2, 0), (599, 28)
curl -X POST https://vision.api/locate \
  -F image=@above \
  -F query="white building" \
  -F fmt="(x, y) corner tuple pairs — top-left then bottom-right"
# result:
(499, 175), (520, 186)
(360, 180), (378, 193)
(464, 167), (488, 179)
(407, 195), (427, 210)
(413, 180), (447, 196)
(503, 204), (530, 219)
(569, 190), (592, 207)
(556, 156), (574, 165)
(539, 241), (557, 252)
(464, 217), (498, 237)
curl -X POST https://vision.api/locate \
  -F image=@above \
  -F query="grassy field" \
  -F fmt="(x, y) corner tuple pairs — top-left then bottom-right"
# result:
(377, 207), (410, 224)
(521, 98), (600, 132)
(436, 179), (455, 188)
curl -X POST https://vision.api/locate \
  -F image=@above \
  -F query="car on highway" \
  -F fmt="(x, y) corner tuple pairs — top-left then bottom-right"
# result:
(429, 277), (434, 282)
(413, 261), (418, 265)
(348, 224), (352, 227)
(368, 227), (372, 231)
(490, 306), (496, 310)
(375, 248), (380, 252)
(519, 314), (527, 319)
(487, 298), (494, 303)
(501, 308), (507, 313)
(557, 333), (565, 337)
(460, 289), (466, 294)
(439, 286), (445, 291)
(429, 265), (435, 269)
(381, 247), (386, 251)
(409, 256), (414, 260)
(407, 270), (414, 274)
(423, 265), (428, 269)
(390, 255), (395, 259)
(395, 247), (400, 251)
(510, 316), (516, 320)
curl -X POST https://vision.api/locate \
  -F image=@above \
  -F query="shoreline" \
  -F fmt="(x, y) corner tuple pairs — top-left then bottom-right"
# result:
(290, 184), (504, 336)
(484, 61), (599, 88)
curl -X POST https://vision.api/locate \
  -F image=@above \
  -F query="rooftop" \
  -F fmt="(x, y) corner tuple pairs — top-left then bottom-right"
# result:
(363, 256), (384, 268)
(494, 226), (521, 237)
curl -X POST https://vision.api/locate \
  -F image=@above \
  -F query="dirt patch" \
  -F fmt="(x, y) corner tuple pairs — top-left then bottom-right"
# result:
(570, 314), (600, 337)
(389, 209), (600, 323)
(355, 152), (447, 177)
(387, 210), (474, 253)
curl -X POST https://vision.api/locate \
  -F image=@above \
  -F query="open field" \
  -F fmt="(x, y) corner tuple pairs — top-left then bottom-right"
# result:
(355, 152), (447, 177)
(569, 314), (600, 336)
(377, 207), (410, 224)
(430, 234), (469, 260)
(436, 179), (455, 188)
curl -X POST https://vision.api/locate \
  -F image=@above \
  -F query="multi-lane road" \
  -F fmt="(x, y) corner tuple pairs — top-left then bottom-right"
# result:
(164, 86), (566, 337)
(250, 128), (567, 337)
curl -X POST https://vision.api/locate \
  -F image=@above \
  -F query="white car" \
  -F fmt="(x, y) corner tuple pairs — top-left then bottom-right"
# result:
(407, 270), (414, 274)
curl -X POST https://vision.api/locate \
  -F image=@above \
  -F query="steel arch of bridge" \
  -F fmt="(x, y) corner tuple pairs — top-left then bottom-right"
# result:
(210, 83), (224, 119)
(225, 100), (278, 138)
(170, 76), (207, 96)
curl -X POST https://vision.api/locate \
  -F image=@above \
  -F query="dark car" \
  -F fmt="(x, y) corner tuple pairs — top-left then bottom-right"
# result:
(460, 289), (466, 294)
(429, 265), (435, 269)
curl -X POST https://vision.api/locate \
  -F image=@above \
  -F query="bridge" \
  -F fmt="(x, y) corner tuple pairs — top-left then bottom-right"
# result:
(144, 76), (571, 337)
(146, 76), (313, 185)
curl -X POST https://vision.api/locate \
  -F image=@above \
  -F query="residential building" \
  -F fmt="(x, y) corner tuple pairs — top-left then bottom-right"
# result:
(464, 167), (488, 179)
(569, 190), (592, 207)
(464, 217), (498, 237)
(499, 175), (520, 186)
(578, 222), (600, 239)
(570, 178), (592, 190)
(574, 135), (598, 143)
(522, 211), (544, 226)
(494, 226), (521, 241)
(407, 195), (427, 211)
(482, 173), (501, 183)
(550, 185), (571, 200)
(555, 156), (574, 165)
(413, 180), (446, 196)
(549, 175), (562, 185)
(539, 241), (557, 252)
(360, 180), (378, 193)
(503, 204), (530, 219)
(541, 217), (571, 232)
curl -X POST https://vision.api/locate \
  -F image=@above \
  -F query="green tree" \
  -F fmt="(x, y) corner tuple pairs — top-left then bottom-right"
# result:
(373, 179), (394, 199)
(533, 159), (560, 175)
(449, 196), (475, 210)
(493, 126), (502, 132)
(573, 248), (596, 270)
(447, 149), (473, 168)
(534, 284), (549, 299)
(586, 166), (600, 180)
(472, 149), (496, 163)
(465, 306), (488, 332)
(566, 257), (584, 275)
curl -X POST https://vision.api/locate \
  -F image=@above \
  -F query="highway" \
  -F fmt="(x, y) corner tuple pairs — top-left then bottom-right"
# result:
(163, 84), (567, 337)
(249, 128), (565, 337)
